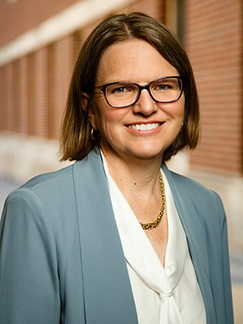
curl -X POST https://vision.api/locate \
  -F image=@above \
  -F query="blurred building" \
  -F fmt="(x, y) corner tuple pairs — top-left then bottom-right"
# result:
(0, 0), (242, 250)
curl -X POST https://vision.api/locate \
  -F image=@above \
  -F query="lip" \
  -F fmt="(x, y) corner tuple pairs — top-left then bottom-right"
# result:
(126, 121), (164, 133)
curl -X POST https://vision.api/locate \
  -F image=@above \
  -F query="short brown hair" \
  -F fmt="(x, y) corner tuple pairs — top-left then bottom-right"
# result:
(60, 12), (200, 162)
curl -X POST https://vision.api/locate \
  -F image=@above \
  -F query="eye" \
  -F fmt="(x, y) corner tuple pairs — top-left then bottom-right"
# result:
(107, 83), (135, 96)
(112, 86), (128, 94)
(152, 79), (179, 92)
(155, 84), (171, 90)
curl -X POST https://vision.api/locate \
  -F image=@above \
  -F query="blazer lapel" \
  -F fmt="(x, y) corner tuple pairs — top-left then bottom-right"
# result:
(162, 164), (217, 323)
(73, 148), (138, 324)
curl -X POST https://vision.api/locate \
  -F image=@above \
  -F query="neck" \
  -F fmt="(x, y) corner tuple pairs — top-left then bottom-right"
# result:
(101, 148), (163, 195)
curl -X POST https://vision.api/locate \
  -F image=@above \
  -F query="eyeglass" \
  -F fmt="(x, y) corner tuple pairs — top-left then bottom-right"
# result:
(94, 76), (183, 108)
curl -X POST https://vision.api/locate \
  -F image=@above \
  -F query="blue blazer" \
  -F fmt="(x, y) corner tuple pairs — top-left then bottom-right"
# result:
(0, 148), (233, 323)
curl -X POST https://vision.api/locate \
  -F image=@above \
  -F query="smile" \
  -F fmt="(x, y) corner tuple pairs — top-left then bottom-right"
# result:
(127, 123), (161, 131)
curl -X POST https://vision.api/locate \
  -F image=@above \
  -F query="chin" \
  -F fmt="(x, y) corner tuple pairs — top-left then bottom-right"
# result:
(128, 147), (165, 161)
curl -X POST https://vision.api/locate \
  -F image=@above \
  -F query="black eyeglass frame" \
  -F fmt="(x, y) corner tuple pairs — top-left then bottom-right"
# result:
(94, 76), (184, 108)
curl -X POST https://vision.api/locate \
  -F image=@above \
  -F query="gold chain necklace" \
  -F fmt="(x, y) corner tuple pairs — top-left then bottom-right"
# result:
(139, 176), (166, 230)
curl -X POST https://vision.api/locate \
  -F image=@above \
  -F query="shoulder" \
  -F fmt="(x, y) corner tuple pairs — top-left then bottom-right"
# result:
(163, 164), (225, 221)
(1, 163), (82, 258)
(21, 163), (74, 193)
(3, 164), (76, 219)
(4, 148), (103, 213)
(164, 164), (221, 200)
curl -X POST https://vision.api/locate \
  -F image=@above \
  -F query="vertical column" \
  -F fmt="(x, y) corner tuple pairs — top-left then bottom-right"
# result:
(12, 60), (20, 133)
(34, 46), (51, 138)
(0, 66), (7, 131)
(5, 63), (14, 132)
(28, 53), (36, 136)
(18, 56), (29, 134)
(50, 35), (76, 140)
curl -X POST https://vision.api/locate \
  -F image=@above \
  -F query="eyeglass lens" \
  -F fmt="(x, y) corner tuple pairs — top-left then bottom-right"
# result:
(104, 77), (183, 108)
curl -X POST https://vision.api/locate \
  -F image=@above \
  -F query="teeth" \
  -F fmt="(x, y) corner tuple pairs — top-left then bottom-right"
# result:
(128, 123), (160, 131)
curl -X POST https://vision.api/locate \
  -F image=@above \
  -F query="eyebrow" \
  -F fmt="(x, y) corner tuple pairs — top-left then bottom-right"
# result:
(95, 76), (181, 87)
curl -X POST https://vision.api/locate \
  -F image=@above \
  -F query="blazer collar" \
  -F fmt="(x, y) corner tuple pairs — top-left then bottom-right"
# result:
(162, 164), (216, 322)
(73, 147), (138, 323)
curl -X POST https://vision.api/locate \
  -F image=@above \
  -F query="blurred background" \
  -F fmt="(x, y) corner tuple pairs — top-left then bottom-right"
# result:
(0, 0), (242, 321)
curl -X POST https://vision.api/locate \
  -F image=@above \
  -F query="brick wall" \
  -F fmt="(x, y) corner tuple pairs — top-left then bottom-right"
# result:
(184, 0), (243, 176)
(0, 0), (167, 142)
(0, 0), (242, 176)
(0, 0), (77, 46)
(0, 34), (77, 139)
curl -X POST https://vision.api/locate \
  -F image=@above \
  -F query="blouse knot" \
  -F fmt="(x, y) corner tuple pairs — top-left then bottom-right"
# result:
(160, 291), (173, 298)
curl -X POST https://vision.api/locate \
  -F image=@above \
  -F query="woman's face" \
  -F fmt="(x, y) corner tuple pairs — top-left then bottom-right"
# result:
(89, 39), (185, 163)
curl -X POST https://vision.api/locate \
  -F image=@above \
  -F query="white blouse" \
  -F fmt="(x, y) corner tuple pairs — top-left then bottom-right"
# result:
(102, 156), (206, 324)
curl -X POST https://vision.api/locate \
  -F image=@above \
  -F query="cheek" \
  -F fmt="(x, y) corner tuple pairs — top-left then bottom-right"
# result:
(174, 97), (185, 121)
(92, 107), (117, 132)
(161, 101), (184, 123)
(94, 103), (126, 128)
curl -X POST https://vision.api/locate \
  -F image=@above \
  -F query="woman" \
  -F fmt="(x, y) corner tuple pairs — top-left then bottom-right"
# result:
(0, 12), (233, 323)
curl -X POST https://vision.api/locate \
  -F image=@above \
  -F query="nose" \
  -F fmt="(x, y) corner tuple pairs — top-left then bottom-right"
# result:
(132, 88), (157, 116)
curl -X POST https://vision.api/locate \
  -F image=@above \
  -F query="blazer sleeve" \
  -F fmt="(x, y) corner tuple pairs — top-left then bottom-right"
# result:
(0, 188), (61, 324)
(199, 190), (234, 324)
(194, 190), (234, 324)
(216, 193), (234, 324)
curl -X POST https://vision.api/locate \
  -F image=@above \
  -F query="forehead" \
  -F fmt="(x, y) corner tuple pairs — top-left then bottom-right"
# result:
(96, 39), (178, 85)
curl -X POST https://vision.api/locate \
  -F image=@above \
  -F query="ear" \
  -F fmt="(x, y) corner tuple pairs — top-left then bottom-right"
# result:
(81, 92), (97, 129)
